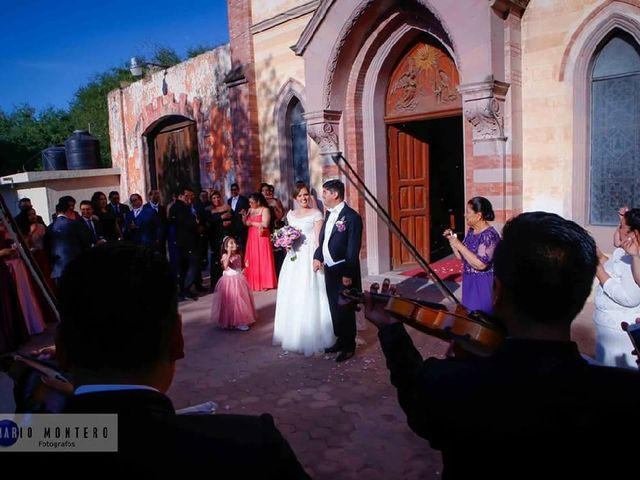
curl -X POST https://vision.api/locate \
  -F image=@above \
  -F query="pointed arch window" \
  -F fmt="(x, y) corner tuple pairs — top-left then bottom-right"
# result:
(590, 32), (640, 225)
(286, 98), (309, 187)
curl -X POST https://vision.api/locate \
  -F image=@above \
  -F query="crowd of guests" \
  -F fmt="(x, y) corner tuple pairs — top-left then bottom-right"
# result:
(0, 182), (313, 351)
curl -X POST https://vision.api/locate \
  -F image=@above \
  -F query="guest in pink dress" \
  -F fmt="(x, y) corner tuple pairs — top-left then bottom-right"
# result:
(0, 223), (28, 353)
(242, 193), (277, 291)
(210, 236), (257, 331)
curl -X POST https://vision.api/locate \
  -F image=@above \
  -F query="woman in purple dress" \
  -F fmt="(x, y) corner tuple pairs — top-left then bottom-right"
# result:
(443, 196), (500, 314)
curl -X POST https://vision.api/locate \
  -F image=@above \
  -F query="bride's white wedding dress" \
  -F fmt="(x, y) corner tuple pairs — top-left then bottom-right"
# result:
(272, 209), (335, 356)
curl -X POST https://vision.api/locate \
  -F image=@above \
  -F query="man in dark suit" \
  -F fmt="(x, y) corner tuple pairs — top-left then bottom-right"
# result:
(145, 189), (167, 255)
(227, 183), (249, 249)
(313, 179), (363, 362)
(45, 196), (91, 281)
(169, 188), (200, 300)
(49, 243), (309, 476)
(227, 183), (249, 214)
(108, 190), (130, 233)
(123, 193), (162, 249)
(364, 212), (640, 479)
(78, 200), (105, 246)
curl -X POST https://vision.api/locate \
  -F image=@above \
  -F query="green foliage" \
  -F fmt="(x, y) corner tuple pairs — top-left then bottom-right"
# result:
(152, 46), (181, 67)
(0, 105), (71, 176)
(68, 67), (131, 167)
(186, 44), (214, 58)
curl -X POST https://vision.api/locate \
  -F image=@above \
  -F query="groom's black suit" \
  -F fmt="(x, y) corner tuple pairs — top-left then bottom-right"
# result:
(314, 203), (363, 351)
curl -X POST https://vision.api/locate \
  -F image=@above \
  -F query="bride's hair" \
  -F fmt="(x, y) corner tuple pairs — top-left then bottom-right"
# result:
(292, 183), (309, 199)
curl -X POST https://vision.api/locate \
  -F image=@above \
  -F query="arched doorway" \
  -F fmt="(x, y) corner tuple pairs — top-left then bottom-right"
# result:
(145, 115), (201, 204)
(287, 98), (310, 188)
(385, 40), (464, 266)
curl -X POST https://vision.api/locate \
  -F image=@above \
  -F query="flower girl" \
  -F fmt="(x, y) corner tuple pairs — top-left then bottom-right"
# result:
(210, 236), (257, 331)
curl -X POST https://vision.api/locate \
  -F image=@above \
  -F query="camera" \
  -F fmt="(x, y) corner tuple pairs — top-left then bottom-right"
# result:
(627, 322), (640, 354)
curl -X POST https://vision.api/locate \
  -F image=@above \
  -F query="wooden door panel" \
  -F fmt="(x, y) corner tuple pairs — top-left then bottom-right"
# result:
(388, 126), (430, 268)
(154, 123), (201, 203)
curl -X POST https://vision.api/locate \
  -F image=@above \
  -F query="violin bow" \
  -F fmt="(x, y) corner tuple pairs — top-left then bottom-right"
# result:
(0, 192), (60, 321)
(331, 152), (462, 308)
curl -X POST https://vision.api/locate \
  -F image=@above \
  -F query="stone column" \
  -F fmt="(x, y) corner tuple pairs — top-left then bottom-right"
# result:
(459, 79), (517, 223)
(304, 109), (343, 180)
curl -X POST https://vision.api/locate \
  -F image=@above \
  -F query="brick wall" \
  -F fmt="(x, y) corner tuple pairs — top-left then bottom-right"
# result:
(227, 0), (262, 195)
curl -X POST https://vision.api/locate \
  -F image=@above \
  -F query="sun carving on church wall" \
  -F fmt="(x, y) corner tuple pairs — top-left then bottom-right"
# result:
(414, 44), (440, 73)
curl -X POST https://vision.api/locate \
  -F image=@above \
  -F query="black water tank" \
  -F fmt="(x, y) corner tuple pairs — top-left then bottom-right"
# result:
(41, 145), (67, 170)
(64, 130), (100, 170)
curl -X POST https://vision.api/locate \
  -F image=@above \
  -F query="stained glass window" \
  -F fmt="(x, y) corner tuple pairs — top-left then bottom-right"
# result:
(590, 33), (640, 225)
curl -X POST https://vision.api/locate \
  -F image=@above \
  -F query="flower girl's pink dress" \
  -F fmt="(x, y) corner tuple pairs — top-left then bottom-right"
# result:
(210, 254), (257, 329)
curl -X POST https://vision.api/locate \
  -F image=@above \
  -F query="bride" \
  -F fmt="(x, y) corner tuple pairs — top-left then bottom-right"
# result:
(272, 184), (335, 356)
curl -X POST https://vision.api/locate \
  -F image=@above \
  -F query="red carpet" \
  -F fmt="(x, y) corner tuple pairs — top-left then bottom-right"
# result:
(399, 257), (463, 283)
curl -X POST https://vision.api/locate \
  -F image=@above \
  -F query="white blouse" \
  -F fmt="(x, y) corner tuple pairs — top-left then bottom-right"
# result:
(594, 248), (640, 327)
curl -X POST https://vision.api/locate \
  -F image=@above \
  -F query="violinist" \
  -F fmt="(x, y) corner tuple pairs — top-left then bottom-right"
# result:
(365, 212), (640, 479)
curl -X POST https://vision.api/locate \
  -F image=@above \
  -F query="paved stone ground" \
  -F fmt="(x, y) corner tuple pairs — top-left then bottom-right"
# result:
(0, 276), (598, 479)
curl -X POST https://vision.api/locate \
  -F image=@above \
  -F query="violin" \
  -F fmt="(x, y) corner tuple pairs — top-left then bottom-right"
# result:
(341, 287), (504, 356)
(1, 352), (72, 413)
(328, 152), (504, 356)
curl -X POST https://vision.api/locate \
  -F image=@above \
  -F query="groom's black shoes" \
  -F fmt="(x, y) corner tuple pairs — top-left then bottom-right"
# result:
(336, 350), (355, 362)
(324, 343), (341, 354)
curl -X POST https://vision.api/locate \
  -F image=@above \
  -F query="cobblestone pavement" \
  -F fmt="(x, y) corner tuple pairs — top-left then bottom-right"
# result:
(170, 288), (445, 479)
(0, 278), (598, 479)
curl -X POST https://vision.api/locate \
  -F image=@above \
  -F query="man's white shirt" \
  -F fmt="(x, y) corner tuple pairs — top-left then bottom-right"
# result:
(322, 201), (346, 267)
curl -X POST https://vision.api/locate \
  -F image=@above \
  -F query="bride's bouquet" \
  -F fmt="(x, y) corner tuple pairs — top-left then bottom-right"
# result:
(272, 225), (302, 261)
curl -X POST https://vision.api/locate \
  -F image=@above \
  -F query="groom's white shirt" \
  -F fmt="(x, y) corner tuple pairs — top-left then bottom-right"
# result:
(322, 201), (346, 267)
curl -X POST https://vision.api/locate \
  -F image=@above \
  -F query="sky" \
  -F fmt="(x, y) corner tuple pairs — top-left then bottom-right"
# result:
(0, 0), (230, 112)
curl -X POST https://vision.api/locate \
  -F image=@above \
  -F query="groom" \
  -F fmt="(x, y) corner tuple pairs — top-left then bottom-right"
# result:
(313, 179), (363, 362)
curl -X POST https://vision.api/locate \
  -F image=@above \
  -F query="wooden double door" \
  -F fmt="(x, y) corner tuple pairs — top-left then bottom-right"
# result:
(148, 118), (201, 205)
(387, 117), (464, 268)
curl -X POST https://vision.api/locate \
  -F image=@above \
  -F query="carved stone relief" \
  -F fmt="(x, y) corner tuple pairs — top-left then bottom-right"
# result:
(458, 80), (510, 142)
(304, 110), (342, 155)
(386, 42), (461, 120)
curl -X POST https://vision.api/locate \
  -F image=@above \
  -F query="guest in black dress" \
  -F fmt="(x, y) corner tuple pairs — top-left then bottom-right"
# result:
(205, 190), (238, 289)
(91, 191), (120, 241)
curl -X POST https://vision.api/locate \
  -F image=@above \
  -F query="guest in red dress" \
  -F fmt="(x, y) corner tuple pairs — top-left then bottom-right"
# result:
(242, 193), (277, 291)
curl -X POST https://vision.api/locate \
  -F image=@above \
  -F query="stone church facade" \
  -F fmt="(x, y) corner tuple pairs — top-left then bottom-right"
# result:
(108, 0), (640, 275)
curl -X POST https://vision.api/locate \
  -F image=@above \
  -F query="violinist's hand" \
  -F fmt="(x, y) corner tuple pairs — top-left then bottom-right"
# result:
(30, 345), (57, 361)
(364, 280), (399, 329)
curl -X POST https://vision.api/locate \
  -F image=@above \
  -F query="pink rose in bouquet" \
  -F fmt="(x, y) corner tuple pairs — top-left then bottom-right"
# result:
(272, 225), (303, 261)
